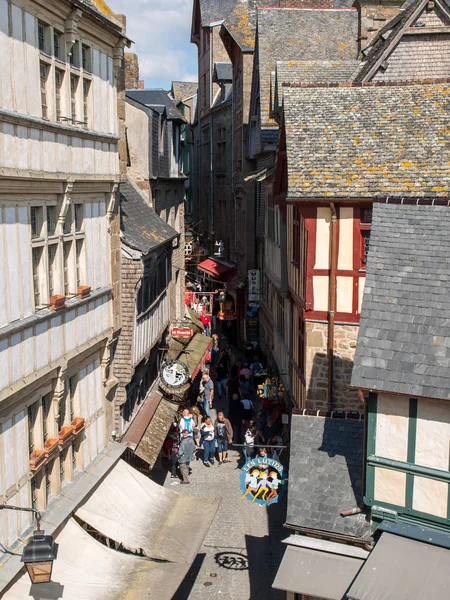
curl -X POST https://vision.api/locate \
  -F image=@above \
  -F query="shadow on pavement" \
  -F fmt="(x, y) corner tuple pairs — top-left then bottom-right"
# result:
(172, 553), (206, 600)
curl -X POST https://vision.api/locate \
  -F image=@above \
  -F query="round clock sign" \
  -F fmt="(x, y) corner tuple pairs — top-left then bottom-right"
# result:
(160, 360), (190, 390)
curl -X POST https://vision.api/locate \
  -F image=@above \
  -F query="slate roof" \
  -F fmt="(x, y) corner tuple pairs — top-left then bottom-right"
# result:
(170, 81), (197, 102)
(351, 203), (450, 400)
(199, 0), (238, 26)
(213, 62), (233, 83)
(73, 0), (124, 32)
(273, 59), (359, 115)
(354, 0), (450, 82)
(126, 90), (186, 121)
(211, 83), (232, 108)
(120, 181), (177, 254)
(222, 0), (258, 52)
(287, 414), (371, 539)
(283, 83), (450, 199)
(257, 8), (358, 130)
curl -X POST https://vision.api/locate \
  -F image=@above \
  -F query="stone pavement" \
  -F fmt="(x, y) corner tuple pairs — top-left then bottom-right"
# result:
(156, 399), (287, 600)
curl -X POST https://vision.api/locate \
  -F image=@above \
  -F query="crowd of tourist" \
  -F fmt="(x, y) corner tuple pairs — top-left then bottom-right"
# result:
(162, 337), (285, 484)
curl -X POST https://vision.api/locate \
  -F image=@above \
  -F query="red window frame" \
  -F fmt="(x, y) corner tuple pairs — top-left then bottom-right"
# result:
(359, 206), (372, 270)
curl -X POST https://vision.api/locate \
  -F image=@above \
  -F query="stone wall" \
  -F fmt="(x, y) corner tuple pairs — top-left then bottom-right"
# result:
(125, 53), (140, 90)
(305, 321), (363, 412)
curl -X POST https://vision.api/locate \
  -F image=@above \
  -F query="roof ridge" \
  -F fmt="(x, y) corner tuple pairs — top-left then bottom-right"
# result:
(282, 77), (450, 88)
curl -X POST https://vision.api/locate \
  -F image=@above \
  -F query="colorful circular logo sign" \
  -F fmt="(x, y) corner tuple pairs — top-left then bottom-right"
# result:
(240, 457), (286, 506)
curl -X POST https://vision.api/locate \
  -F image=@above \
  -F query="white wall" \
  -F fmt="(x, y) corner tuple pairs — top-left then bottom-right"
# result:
(133, 292), (169, 366)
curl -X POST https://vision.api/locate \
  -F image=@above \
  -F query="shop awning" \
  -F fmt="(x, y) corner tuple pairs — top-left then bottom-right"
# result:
(347, 532), (450, 600)
(122, 333), (211, 466)
(3, 518), (188, 600)
(197, 257), (235, 280)
(76, 460), (220, 564)
(273, 536), (367, 600)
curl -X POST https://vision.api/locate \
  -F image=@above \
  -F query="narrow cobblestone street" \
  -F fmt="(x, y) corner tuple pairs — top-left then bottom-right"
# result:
(153, 401), (287, 600)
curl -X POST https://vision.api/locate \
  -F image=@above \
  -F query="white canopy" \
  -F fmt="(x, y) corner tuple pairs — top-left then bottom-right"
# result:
(75, 459), (220, 564)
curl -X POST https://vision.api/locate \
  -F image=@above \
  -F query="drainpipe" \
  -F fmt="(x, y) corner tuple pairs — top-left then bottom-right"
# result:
(327, 202), (338, 411)
(209, 27), (214, 255)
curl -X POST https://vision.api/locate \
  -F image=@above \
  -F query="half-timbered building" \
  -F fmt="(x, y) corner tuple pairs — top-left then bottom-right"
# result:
(0, 0), (128, 589)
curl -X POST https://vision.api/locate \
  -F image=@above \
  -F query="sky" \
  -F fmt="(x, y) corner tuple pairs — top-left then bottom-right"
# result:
(107, 0), (198, 90)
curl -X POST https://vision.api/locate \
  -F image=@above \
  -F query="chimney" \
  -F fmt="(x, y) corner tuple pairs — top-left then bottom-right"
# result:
(138, 80), (145, 89)
(125, 53), (140, 90)
(356, 0), (405, 45)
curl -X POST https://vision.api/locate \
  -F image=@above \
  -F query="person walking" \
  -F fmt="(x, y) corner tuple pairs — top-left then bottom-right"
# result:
(199, 372), (214, 417)
(243, 420), (257, 462)
(200, 416), (215, 466)
(178, 408), (195, 438)
(216, 361), (228, 400)
(200, 312), (211, 337)
(164, 425), (180, 479)
(214, 411), (233, 465)
(178, 429), (196, 484)
(191, 405), (202, 448)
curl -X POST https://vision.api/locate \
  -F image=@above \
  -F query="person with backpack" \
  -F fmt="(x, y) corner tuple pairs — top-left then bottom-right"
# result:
(178, 408), (195, 438)
(243, 420), (257, 462)
(178, 429), (197, 484)
(214, 412), (233, 465)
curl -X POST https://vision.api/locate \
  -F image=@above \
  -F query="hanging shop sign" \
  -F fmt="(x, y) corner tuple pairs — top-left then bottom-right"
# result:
(248, 269), (260, 304)
(159, 360), (190, 391)
(240, 457), (287, 506)
(170, 327), (193, 339)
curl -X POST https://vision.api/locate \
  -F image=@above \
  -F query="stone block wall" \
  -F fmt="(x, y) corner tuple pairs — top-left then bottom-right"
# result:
(305, 321), (363, 412)
(125, 53), (140, 90)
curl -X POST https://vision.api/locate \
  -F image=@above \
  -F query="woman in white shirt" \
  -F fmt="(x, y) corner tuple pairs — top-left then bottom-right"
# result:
(200, 416), (215, 466)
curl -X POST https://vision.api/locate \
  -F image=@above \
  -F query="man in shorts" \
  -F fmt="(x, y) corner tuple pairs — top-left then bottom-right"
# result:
(214, 411), (233, 465)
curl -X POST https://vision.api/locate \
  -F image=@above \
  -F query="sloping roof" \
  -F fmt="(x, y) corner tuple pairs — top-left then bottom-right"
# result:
(73, 0), (124, 32)
(126, 89), (186, 121)
(273, 59), (360, 115)
(199, 0), (238, 26)
(213, 62), (233, 82)
(287, 414), (371, 539)
(351, 203), (450, 400)
(257, 8), (358, 130)
(120, 181), (178, 254)
(353, 0), (450, 82)
(171, 81), (197, 102)
(211, 83), (233, 108)
(283, 82), (450, 199)
(222, 0), (258, 52)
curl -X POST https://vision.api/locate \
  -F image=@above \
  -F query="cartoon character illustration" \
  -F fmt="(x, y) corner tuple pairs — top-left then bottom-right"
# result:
(252, 472), (270, 502)
(241, 469), (260, 499)
(266, 471), (280, 502)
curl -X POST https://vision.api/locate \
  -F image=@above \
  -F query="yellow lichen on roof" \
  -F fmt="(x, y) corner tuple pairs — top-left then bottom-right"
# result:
(91, 0), (114, 17)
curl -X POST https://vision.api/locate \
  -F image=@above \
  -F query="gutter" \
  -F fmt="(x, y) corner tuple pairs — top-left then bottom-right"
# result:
(327, 202), (338, 411)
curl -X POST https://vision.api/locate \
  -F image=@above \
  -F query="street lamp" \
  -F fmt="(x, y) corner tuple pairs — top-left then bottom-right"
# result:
(0, 504), (56, 584)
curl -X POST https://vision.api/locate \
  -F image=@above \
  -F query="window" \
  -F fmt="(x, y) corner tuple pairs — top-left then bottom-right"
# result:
(42, 393), (51, 443)
(360, 206), (372, 269)
(40, 62), (48, 119)
(53, 31), (62, 60)
(60, 449), (66, 485)
(137, 253), (170, 315)
(31, 206), (43, 239)
(55, 69), (64, 121)
(63, 205), (73, 234)
(69, 40), (79, 67)
(48, 244), (57, 297)
(32, 247), (43, 307)
(47, 205), (57, 236)
(68, 375), (77, 422)
(70, 75), (79, 123)
(63, 241), (72, 296)
(82, 44), (91, 72)
(28, 403), (37, 455)
(31, 477), (37, 511)
(76, 239), (83, 287)
(159, 118), (165, 154)
(216, 127), (226, 175)
(292, 205), (301, 265)
(267, 192), (280, 244)
(38, 22), (47, 53)
(74, 204), (84, 231)
(82, 79), (90, 126)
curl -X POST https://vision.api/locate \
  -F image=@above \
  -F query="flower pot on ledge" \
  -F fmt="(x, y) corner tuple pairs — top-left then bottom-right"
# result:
(50, 295), (66, 310)
(58, 426), (73, 446)
(44, 438), (59, 457)
(30, 450), (46, 471)
(72, 417), (85, 435)
(77, 285), (91, 299)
